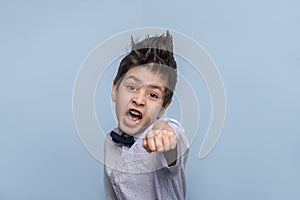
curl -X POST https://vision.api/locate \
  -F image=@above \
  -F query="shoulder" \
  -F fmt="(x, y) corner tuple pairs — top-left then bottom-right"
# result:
(164, 118), (184, 132)
(104, 127), (121, 150)
(163, 118), (186, 143)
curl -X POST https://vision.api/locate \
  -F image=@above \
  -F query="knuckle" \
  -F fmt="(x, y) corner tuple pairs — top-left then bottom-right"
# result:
(155, 143), (162, 149)
(150, 146), (156, 152)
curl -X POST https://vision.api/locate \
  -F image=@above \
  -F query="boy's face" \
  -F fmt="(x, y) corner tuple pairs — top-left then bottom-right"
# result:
(112, 66), (171, 135)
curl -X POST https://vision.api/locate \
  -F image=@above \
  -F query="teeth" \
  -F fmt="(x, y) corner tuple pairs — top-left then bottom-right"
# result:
(131, 111), (140, 116)
(129, 110), (142, 117)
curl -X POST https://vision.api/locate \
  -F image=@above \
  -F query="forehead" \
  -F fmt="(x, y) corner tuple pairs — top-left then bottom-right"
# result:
(123, 66), (167, 87)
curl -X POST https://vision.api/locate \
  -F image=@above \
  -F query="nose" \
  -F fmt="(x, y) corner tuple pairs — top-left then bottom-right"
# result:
(131, 90), (146, 106)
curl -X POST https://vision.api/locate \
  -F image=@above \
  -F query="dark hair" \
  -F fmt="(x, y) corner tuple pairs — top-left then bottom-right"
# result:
(113, 31), (177, 107)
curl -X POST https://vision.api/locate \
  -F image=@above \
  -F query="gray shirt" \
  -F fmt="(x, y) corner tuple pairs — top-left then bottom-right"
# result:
(104, 118), (189, 200)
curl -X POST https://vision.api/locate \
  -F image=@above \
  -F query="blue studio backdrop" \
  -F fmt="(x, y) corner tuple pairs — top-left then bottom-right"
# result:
(1, 0), (300, 200)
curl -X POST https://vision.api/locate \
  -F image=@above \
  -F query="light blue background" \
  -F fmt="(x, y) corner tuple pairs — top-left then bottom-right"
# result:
(1, 0), (299, 199)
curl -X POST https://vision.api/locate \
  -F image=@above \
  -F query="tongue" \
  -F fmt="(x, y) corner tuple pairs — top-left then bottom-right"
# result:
(130, 115), (140, 121)
(129, 112), (140, 121)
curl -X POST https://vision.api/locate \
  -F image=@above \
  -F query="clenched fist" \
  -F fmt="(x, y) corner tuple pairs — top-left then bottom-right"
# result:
(142, 120), (178, 166)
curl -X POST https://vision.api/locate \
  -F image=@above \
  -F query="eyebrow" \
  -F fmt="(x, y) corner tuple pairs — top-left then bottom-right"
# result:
(125, 75), (165, 93)
(125, 75), (142, 84)
(148, 85), (164, 93)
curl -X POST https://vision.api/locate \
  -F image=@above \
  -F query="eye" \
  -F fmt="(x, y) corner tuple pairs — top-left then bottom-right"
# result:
(127, 85), (136, 92)
(149, 93), (159, 99)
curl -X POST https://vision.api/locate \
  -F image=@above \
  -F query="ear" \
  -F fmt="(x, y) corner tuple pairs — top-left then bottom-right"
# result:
(111, 83), (117, 102)
(158, 99), (172, 118)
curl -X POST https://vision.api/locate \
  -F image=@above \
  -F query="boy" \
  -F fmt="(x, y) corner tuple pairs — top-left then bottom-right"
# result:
(104, 31), (189, 200)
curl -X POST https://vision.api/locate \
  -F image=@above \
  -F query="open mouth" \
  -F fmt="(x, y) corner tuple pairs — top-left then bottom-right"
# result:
(127, 109), (143, 122)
